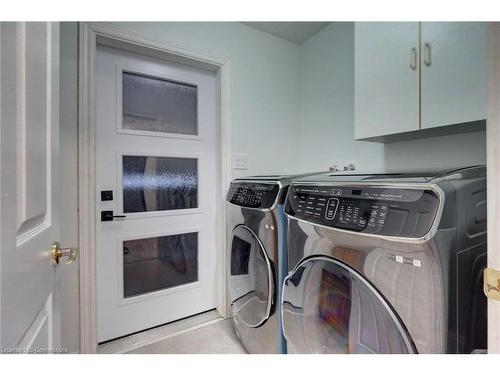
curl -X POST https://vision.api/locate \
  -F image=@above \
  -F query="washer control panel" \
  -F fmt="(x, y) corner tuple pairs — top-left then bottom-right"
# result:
(285, 185), (440, 238)
(227, 182), (280, 209)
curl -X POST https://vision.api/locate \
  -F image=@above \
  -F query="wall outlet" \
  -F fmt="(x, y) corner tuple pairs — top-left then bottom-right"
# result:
(233, 153), (248, 170)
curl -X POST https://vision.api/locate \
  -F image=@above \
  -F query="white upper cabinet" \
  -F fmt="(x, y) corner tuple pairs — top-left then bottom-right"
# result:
(354, 22), (487, 141)
(355, 22), (420, 139)
(420, 22), (487, 129)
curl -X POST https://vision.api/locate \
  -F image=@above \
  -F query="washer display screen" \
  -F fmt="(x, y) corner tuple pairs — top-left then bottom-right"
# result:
(227, 182), (280, 209)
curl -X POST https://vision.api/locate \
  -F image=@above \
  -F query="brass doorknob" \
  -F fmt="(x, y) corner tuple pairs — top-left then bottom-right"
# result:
(51, 242), (78, 265)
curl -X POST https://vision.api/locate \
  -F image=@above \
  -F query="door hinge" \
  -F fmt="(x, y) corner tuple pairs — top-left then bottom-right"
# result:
(484, 268), (500, 301)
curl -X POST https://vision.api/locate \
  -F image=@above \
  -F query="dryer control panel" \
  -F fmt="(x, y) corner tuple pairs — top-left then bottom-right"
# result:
(285, 185), (440, 238)
(227, 182), (280, 209)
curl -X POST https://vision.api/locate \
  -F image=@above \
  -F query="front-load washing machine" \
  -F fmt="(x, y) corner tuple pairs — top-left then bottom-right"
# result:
(281, 166), (487, 354)
(227, 173), (322, 354)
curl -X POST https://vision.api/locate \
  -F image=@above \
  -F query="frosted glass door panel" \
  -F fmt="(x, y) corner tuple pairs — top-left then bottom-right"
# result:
(122, 72), (198, 135)
(123, 155), (198, 213)
(123, 232), (198, 298)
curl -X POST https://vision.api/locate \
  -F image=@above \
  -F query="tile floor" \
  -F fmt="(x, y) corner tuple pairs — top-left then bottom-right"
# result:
(128, 318), (247, 354)
(98, 310), (247, 354)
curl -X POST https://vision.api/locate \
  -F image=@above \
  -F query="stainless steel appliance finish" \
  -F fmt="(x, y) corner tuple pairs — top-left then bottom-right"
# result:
(282, 166), (487, 354)
(227, 173), (320, 354)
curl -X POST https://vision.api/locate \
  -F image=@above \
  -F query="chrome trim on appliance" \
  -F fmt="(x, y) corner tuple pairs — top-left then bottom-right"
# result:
(227, 180), (284, 212)
(284, 182), (445, 244)
(230, 224), (274, 328)
(281, 255), (418, 354)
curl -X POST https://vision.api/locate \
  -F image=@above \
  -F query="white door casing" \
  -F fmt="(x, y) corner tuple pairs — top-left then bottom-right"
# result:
(487, 22), (500, 354)
(0, 22), (61, 352)
(95, 45), (218, 342)
(78, 23), (232, 354)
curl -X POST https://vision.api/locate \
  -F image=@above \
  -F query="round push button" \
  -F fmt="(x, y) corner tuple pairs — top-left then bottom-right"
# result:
(330, 189), (342, 196)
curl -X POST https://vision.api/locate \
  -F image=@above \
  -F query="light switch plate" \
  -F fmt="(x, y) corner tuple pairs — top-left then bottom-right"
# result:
(233, 153), (248, 170)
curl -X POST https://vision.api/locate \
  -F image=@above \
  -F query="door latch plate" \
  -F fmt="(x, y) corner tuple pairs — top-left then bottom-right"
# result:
(484, 267), (500, 301)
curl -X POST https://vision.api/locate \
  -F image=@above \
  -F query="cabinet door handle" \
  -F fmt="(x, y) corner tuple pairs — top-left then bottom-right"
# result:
(424, 42), (432, 66)
(410, 47), (418, 71)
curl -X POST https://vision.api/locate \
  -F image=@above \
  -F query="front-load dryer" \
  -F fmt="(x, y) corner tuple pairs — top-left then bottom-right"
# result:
(281, 166), (487, 354)
(226, 173), (321, 354)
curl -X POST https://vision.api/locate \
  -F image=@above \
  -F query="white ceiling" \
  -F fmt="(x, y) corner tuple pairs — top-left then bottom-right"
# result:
(241, 22), (331, 45)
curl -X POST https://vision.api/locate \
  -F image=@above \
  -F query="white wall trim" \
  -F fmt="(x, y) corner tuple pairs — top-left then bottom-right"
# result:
(487, 22), (500, 354)
(0, 23), (3, 348)
(78, 22), (232, 353)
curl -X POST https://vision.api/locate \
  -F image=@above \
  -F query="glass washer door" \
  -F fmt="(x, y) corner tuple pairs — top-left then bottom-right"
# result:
(281, 256), (416, 354)
(229, 225), (273, 328)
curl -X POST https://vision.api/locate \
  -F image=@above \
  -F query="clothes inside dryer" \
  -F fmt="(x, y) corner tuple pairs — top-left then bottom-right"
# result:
(282, 256), (415, 354)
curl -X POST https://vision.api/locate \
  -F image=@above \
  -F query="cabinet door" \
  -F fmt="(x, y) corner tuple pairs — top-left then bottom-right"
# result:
(421, 22), (487, 129)
(355, 22), (420, 139)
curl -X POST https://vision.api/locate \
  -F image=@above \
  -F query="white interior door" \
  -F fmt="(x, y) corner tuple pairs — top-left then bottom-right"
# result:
(95, 46), (218, 342)
(0, 22), (63, 352)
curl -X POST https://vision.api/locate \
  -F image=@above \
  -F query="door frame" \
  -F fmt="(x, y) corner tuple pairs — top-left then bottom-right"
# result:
(78, 22), (232, 353)
(487, 22), (500, 354)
